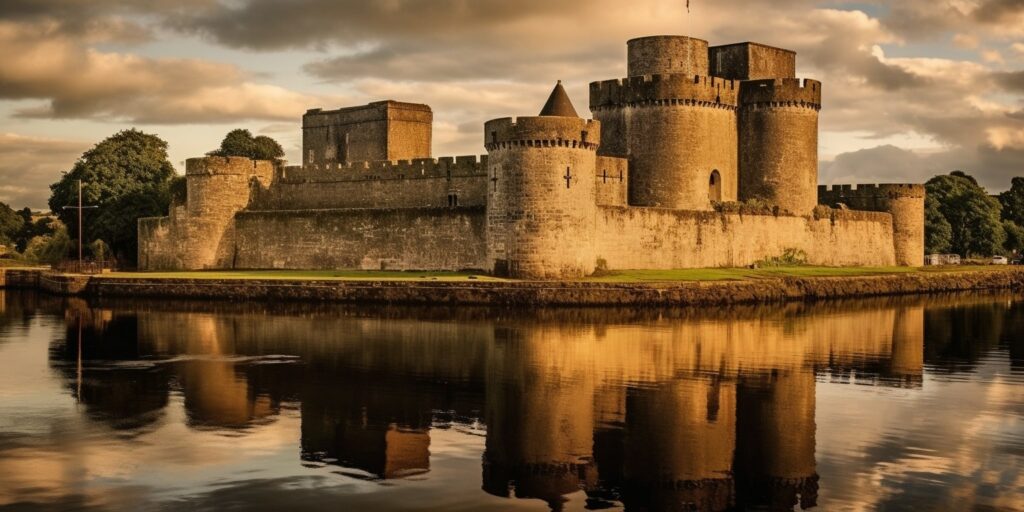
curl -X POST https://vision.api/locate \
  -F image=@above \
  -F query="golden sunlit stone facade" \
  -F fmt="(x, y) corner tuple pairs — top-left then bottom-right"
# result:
(138, 35), (925, 277)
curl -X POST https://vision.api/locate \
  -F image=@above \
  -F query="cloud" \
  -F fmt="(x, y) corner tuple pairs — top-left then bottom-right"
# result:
(0, 20), (324, 124)
(821, 143), (1024, 192)
(0, 133), (90, 209)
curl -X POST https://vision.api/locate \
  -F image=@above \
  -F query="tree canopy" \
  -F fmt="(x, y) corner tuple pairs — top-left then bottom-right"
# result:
(208, 129), (284, 161)
(0, 202), (22, 248)
(48, 129), (176, 264)
(925, 171), (1005, 257)
(999, 177), (1024, 227)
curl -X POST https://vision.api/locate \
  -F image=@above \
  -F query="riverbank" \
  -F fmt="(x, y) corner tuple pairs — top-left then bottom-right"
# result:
(2, 266), (1022, 306)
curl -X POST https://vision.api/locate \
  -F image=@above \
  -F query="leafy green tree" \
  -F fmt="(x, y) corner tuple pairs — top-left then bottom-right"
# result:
(23, 222), (71, 264)
(999, 177), (1024, 226)
(13, 211), (55, 253)
(48, 129), (175, 264)
(925, 195), (953, 254)
(1004, 220), (1024, 255)
(0, 202), (24, 248)
(925, 171), (1005, 257)
(209, 129), (284, 161)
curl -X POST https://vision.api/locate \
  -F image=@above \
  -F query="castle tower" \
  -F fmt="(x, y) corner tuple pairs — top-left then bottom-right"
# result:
(184, 157), (274, 269)
(147, 156), (273, 270)
(738, 79), (822, 214)
(818, 184), (926, 266)
(485, 83), (600, 279)
(591, 36), (739, 210)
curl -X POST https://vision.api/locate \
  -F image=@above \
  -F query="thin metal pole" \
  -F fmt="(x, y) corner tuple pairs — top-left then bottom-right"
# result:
(78, 179), (83, 272)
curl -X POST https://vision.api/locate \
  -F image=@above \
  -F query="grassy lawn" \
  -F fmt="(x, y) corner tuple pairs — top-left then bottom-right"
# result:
(104, 269), (505, 282)
(95, 265), (1015, 283)
(585, 265), (1009, 282)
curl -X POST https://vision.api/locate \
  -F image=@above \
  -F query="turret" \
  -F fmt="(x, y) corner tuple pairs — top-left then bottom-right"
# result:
(485, 82), (600, 279)
(627, 36), (709, 77)
(183, 156), (274, 269)
(738, 78), (822, 215)
(590, 74), (739, 210)
(818, 184), (926, 266)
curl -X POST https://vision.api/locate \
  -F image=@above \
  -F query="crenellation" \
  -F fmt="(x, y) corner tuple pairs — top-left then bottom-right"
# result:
(590, 74), (740, 110)
(739, 79), (822, 110)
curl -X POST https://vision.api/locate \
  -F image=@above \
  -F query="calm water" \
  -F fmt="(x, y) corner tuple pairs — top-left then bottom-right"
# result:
(0, 291), (1022, 511)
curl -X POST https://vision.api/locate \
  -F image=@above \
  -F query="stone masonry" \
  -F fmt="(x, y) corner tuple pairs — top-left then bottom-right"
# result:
(138, 34), (926, 279)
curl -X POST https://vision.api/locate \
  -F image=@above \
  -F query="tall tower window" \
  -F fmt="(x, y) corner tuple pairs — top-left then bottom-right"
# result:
(710, 170), (722, 202)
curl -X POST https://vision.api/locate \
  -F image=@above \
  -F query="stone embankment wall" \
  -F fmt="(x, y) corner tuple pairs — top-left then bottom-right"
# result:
(4, 267), (1022, 307)
(234, 207), (487, 271)
(596, 207), (897, 269)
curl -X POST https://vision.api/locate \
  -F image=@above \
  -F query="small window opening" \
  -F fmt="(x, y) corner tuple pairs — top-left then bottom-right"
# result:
(448, 193), (459, 207)
(709, 170), (722, 202)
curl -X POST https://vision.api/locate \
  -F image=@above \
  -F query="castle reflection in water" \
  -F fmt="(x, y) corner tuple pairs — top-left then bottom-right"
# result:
(10, 291), (1018, 512)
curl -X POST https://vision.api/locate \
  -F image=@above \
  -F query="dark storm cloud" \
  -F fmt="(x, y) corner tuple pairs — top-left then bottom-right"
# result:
(973, 0), (1024, 24)
(164, 0), (591, 51)
(994, 70), (1024, 92)
(822, 143), (1024, 192)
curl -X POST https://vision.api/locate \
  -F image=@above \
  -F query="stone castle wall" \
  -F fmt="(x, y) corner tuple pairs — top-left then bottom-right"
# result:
(819, 184), (925, 266)
(595, 207), (897, 269)
(253, 156), (488, 210)
(596, 156), (629, 207)
(233, 207), (487, 271)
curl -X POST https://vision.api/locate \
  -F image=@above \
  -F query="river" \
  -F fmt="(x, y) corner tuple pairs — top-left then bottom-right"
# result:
(0, 290), (1021, 511)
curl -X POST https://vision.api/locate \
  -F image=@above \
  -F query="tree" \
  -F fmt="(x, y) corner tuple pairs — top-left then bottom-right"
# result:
(23, 222), (71, 264)
(209, 129), (284, 161)
(925, 195), (952, 254)
(0, 202), (24, 248)
(1004, 220), (1024, 255)
(999, 177), (1024, 226)
(925, 171), (1006, 257)
(48, 129), (175, 265)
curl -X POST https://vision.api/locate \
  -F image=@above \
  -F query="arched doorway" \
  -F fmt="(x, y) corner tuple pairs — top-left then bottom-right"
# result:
(709, 170), (722, 202)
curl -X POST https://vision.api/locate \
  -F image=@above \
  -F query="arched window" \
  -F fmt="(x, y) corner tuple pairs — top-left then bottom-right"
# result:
(709, 170), (722, 202)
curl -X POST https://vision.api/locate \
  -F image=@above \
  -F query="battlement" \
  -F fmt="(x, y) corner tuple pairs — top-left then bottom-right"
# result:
(484, 117), (600, 151)
(589, 74), (739, 110)
(819, 183), (925, 201)
(739, 78), (821, 109)
(280, 155), (488, 182)
(185, 156), (275, 177)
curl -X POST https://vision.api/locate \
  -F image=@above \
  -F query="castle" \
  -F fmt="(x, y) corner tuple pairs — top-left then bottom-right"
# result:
(139, 35), (926, 278)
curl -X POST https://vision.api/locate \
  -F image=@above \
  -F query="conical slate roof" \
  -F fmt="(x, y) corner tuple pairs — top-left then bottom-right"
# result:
(539, 81), (579, 117)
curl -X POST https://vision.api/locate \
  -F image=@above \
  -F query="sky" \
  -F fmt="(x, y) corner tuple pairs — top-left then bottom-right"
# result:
(0, 0), (1022, 210)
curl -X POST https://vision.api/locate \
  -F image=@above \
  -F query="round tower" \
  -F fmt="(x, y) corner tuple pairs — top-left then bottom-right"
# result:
(182, 156), (274, 269)
(738, 78), (822, 215)
(485, 83), (599, 279)
(591, 74), (739, 209)
(627, 36), (710, 77)
(879, 184), (926, 267)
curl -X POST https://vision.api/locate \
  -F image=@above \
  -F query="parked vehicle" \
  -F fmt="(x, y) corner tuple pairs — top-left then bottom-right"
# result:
(992, 256), (1009, 265)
